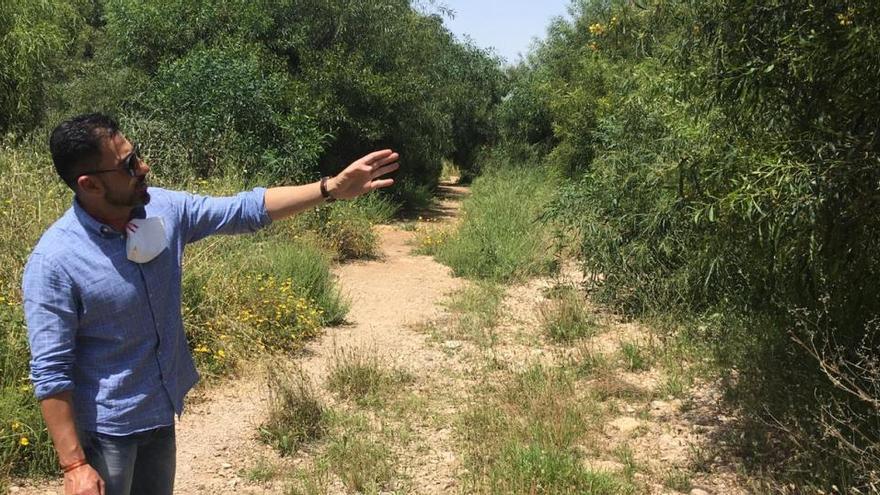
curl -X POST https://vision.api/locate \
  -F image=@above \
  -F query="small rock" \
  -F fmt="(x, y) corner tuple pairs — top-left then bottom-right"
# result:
(9, 487), (20, 493)
(443, 340), (462, 350)
(690, 489), (711, 495)
(221, 462), (232, 469)
(609, 417), (641, 434)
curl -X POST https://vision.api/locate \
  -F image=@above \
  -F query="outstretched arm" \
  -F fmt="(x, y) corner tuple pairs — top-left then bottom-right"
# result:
(265, 149), (400, 221)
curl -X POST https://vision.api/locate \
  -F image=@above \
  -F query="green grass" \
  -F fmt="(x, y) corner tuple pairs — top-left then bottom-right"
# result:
(570, 347), (612, 378)
(247, 240), (349, 325)
(326, 347), (413, 408)
(286, 461), (331, 495)
(240, 456), (279, 483)
(540, 286), (599, 343)
(488, 443), (628, 494)
(442, 283), (505, 348)
(325, 434), (396, 493)
(286, 411), (399, 495)
(619, 341), (651, 372)
(435, 167), (558, 282)
(663, 468), (693, 492)
(457, 364), (636, 494)
(260, 365), (327, 456)
(613, 444), (638, 484)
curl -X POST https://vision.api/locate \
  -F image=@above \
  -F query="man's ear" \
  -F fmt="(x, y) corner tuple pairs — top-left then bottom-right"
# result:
(76, 174), (103, 196)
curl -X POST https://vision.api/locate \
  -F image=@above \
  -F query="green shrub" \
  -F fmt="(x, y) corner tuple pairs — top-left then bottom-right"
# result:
(501, 1), (880, 490)
(260, 366), (326, 456)
(539, 287), (598, 343)
(325, 434), (395, 493)
(147, 44), (325, 182)
(0, 0), (83, 134)
(295, 193), (396, 261)
(326, 347), (412, 408)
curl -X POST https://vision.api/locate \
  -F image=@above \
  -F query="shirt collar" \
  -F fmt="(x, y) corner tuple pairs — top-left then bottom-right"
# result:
(73, 198), (146, 238)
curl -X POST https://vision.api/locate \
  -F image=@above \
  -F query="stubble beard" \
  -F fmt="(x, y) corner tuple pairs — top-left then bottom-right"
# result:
(104, 180), (151, 208)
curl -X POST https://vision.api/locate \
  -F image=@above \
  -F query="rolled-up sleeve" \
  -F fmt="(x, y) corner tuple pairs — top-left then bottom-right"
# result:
(177, 187), (272, 244)
(22, 253), (79, 400)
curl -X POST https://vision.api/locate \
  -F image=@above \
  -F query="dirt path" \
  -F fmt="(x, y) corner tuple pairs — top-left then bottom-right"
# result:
(172, 183), (472, 494)
(11, 181), (750, 494)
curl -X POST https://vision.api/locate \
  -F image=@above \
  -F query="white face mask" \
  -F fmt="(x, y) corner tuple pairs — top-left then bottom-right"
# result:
(126, 217), (169, 264)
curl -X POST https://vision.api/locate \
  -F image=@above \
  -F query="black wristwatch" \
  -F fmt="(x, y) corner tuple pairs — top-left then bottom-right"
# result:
(320, 176), (337, 203)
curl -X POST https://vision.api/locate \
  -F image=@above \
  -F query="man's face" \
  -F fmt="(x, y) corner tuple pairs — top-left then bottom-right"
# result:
(90, 133), (151, 208)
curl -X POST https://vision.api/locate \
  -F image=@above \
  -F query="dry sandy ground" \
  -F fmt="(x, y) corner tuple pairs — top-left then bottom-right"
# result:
(10, 183), (751, 495)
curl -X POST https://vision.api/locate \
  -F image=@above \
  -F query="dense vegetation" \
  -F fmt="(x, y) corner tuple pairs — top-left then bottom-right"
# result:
(2, 0), (878, 491)
(1, 0), (503, 190)
(482, 0), (878, 490)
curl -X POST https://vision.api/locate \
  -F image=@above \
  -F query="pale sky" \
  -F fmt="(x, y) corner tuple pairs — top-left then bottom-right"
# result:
(432, 0), (574, 65)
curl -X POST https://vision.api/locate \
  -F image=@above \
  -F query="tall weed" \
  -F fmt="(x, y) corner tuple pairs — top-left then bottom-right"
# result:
(437, 166), (558, 282)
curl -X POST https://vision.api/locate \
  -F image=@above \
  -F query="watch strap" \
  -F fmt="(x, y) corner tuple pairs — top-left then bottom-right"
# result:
(320, 176), (336, 202)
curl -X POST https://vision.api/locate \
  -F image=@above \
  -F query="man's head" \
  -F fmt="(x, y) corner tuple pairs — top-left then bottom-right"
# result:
(50, 113), (151, 209)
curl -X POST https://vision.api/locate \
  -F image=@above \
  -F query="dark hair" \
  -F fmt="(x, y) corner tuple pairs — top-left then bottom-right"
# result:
(49, 113), (120, 189)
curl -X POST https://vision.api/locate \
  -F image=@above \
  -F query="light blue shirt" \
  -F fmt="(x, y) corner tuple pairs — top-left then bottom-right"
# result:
(22, 187), (271, 435)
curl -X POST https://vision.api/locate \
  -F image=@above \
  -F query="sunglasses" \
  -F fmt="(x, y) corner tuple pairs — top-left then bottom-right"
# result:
(78, 143), (141, 178)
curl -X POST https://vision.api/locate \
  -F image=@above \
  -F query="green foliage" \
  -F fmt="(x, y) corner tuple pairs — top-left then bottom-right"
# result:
(0, 0), (83, 134)
(147, 44), (325, 182)
(498, 0), (880, 490)
(2, 0), (503, 202)
(437, 166), (558, 282)
(295, 194), (396, 261)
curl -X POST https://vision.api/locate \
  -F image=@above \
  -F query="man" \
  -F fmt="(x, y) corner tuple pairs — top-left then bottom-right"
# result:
(22, 113), (400, 495)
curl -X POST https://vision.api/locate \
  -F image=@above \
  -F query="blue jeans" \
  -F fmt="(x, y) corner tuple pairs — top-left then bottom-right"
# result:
(79, 425), (176, 495)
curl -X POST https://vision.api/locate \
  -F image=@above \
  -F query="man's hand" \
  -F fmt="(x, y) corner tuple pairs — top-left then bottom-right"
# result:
(64, 463), (104, 495)
(327, 150), (400, 200)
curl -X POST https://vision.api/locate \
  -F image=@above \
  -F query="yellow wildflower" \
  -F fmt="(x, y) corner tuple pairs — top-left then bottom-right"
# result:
(19, 437), (29, 446)
(11, 421), (21, 430)
(589, 23), (606, 36)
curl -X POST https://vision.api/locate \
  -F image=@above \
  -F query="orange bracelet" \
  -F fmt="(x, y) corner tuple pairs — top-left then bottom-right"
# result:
(61, 458), (89, 473)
